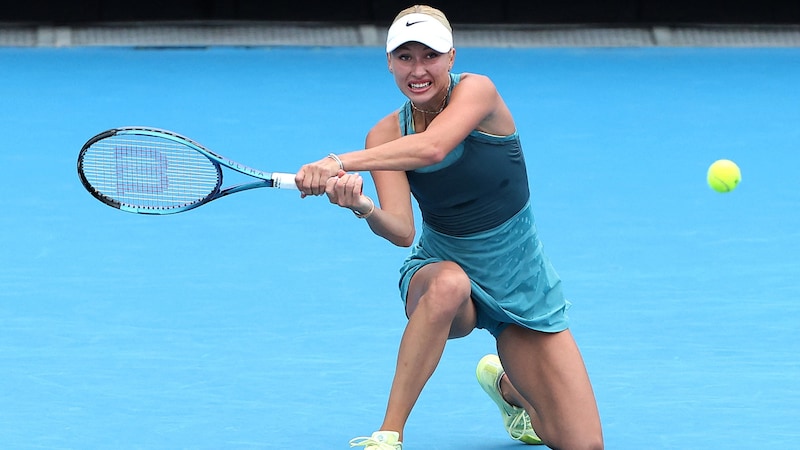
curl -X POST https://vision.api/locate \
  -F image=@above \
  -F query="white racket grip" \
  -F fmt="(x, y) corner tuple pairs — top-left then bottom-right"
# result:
(272, 172), (298, 190)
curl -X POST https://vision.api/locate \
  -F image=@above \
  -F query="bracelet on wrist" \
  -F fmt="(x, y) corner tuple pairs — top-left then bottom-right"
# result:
(353, 197), (375, 219)
(327, 153), (344, 171)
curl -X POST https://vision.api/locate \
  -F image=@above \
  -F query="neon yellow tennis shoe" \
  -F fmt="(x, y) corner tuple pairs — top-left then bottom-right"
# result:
(476, 354), (543, 445)
(349, 431), (402, 449)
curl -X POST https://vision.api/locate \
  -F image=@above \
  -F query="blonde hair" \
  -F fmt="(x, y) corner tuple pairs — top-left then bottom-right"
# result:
(393, 5), (452, 32)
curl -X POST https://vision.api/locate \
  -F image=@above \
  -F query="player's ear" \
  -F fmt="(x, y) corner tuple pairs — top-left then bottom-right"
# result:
(387, 53), (393, 73)
(448, 48), (456, 71)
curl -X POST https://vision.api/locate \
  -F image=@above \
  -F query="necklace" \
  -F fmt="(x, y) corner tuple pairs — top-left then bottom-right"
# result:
(411, 78), (451, 115)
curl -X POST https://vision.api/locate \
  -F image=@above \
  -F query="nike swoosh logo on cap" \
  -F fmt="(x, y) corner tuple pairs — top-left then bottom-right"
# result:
(406, 20), (425, 26)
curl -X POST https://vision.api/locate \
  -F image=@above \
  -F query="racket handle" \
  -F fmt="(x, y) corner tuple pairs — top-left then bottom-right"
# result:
(272, 172), (298, 190)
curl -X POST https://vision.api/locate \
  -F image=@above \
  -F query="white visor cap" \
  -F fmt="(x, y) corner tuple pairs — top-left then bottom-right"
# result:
(386, 13), (453, 53)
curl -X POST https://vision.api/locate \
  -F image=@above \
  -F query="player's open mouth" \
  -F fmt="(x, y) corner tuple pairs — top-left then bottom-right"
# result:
(409, 81), (432, 89)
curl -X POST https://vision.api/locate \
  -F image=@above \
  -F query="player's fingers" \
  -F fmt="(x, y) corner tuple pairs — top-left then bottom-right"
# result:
(344, 173), (364, 201)
(312, 169), (327, 196)
(295, 167), (305, 188)
(324, 176), (340, 203)
(338, 175), (357, 207)
(352, 174), (364, 197)
(296, 166), (315, 196)
(326, 174), (350, 208)
(298, 162), (339, 197)
(336, 174), (354, 201)
(326, 175), (339, 191)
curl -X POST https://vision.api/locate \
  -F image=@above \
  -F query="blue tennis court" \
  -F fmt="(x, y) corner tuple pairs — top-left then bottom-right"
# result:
(1, 45), (798, 449)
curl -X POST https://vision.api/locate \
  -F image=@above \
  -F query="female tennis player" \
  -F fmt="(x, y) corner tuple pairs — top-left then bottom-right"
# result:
(296, 5), (603, 449)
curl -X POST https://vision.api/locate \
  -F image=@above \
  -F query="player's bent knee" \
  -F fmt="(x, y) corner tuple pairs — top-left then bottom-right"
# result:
(418, 268), (470, 317)
(430, 277), (470, 306)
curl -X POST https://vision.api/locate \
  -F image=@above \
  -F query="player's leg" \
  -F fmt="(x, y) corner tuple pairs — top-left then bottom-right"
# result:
(379, 261), (478, 440)
(496, 326), (603, 450)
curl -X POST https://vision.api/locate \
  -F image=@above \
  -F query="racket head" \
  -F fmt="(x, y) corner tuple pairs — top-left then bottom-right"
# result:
(77, 127), (223, 214)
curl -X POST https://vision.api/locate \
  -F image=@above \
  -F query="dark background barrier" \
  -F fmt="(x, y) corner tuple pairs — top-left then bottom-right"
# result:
(1, 0), (799, 25)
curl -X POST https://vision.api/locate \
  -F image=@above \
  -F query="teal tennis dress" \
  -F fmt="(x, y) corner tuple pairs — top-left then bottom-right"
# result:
(398, 73), (570, 337)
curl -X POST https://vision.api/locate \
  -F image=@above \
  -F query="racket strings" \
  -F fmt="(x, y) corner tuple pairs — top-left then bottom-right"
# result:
(80, 135), (221, 210)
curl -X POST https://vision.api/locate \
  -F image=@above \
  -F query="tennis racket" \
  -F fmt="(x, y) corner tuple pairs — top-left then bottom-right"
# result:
(77, 127), (297, 215)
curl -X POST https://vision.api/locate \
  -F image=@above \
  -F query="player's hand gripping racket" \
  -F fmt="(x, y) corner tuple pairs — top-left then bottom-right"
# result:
(77, 127), (297, 214)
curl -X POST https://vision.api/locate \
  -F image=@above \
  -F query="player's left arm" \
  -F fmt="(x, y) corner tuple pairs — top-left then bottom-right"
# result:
(296, 73), (507, 198)
(341, 73), (506, 172)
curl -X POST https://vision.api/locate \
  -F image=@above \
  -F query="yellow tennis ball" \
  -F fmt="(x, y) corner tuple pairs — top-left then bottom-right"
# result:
(707, 159), (741, 193)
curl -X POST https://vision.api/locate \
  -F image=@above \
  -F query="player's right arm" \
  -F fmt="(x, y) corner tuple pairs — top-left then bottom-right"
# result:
(323, 111), (415, 247)
(362, 112), (416, 247)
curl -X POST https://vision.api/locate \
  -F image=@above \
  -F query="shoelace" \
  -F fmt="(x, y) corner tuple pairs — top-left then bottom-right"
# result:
(492, 369), (536, 442)
(349, 436), (398, 449)
(507, 408), (535, 440)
